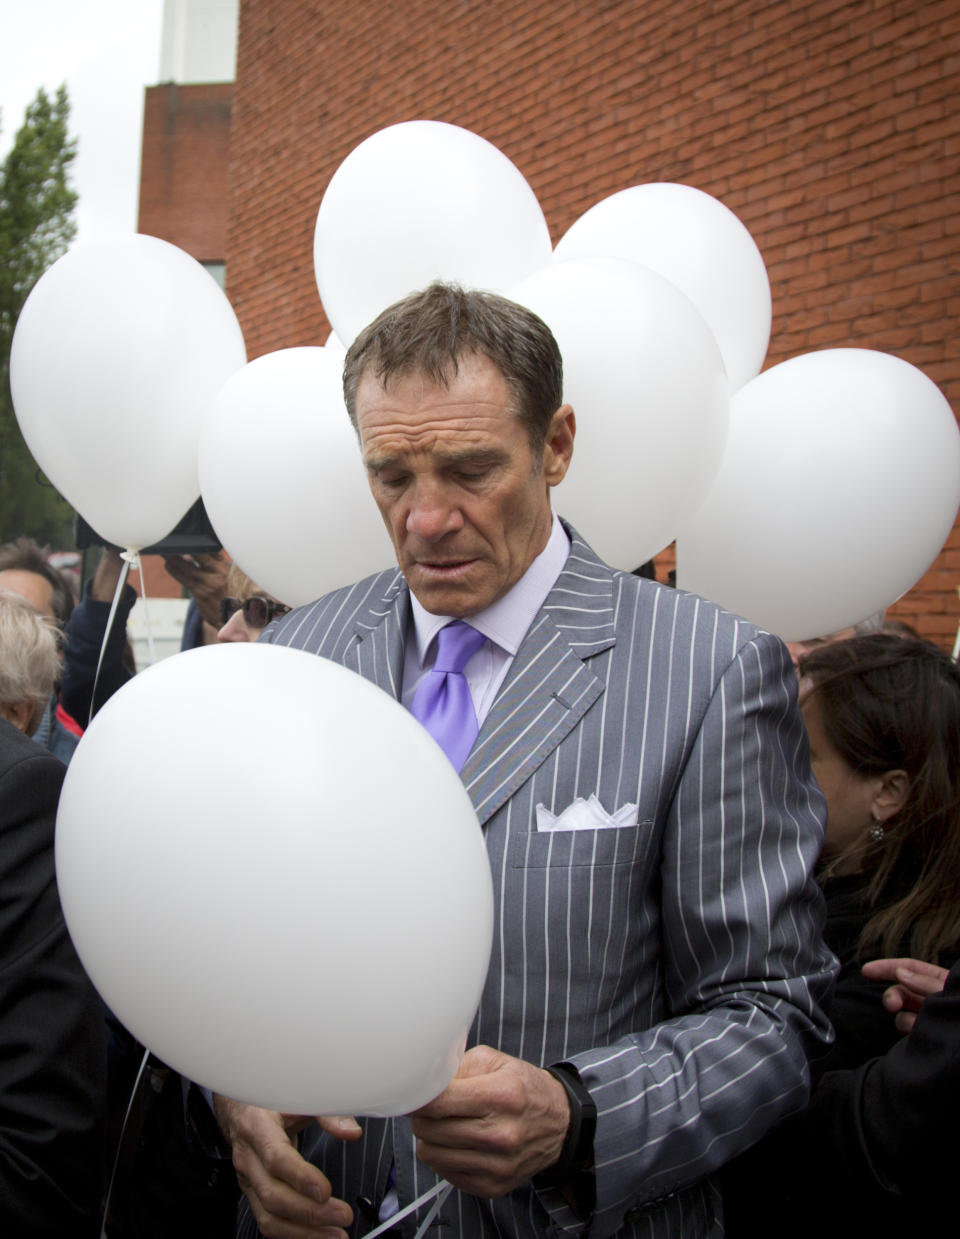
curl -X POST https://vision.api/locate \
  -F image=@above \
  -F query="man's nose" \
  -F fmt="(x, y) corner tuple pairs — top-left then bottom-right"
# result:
(405, 481), (463, 541)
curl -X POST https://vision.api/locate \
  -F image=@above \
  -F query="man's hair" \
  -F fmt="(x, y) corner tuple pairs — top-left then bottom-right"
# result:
(342, 282), (564, 451)
(0, 592), (61, 732)
(0, 537), (75, 626)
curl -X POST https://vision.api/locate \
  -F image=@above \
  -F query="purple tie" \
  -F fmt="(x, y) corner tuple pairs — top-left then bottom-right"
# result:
(410, 621), (487, 771)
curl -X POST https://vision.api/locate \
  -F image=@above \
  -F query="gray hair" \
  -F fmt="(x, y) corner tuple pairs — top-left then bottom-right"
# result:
(342, 282), (564, 452)
(0, 592), (61, 730)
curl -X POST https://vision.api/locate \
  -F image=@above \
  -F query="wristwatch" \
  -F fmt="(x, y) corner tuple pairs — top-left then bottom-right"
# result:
(532, 1062), (597, 1219)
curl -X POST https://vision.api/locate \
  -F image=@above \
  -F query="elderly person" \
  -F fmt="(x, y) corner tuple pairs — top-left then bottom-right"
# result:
(0, 593), (107, 1235)
(0, 537), (81, 760)
(0, 589), (62, 736)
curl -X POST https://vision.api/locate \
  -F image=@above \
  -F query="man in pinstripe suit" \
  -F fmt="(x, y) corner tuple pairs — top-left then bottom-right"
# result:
(216, 284), (835, 1239)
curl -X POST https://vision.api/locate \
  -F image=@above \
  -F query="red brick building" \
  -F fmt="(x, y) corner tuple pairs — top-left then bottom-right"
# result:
(138, 81), (233, 274)
(220, 0), (959, 644)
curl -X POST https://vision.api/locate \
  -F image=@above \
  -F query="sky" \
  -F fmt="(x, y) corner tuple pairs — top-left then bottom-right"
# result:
(1, 0), (165, 242)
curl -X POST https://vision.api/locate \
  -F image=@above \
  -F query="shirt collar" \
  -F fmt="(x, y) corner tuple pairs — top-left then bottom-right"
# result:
(408, 513), (570, 665)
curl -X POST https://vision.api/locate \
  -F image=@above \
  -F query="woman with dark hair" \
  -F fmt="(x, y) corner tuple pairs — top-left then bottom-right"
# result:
(722, 633), (960, 1236)
(798, 633), (960, 1067)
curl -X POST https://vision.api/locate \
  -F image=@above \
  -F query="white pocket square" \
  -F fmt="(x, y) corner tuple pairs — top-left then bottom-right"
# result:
(535, 795), (638, 833)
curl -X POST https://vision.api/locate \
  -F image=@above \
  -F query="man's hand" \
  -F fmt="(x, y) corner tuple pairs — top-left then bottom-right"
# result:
(163, 550), (231, 632)
(213, 1095), (359, 1238)
(410, 1046), (570, 1198)
(861, 957), (950, 1034)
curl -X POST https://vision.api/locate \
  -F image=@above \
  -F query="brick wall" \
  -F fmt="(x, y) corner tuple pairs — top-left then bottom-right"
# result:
(226, 0), (960, 646)
(138, 82), (233, 260)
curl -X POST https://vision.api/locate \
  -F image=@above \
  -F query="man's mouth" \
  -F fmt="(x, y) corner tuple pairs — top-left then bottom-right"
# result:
(416, 559), (475, 574)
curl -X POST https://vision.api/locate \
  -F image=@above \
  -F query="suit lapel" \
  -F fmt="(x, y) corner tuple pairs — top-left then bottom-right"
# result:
(340, 570), (409, 700)
(461, 528), (618, 826)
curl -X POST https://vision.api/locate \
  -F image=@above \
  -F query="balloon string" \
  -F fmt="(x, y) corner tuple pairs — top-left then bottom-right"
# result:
(411, 1182), (452, 1238)
(87, 555), (132, 727)
(100, 1044), (150, 1235)
(360, 1179), (452, 1239)
(121, 549), (156, 666)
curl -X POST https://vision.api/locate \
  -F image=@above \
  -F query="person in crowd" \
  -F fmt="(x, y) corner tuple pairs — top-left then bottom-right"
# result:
(772, 955), (957, 1232)
(165, 548), (233, 648)
(61, 547), (232, 725)
(214, 282), (835, 1239)
(799, 632), (960, 1067)
(59, 547), (139, 724)
(784, 612), (926, 672)
(785, 626), (858, 669)
(0, 536), (82, 761)
(216, 565), (290, 642)
(0, 592), (107, 1235)
(0, 536), (75, 629)
(880, 617), (921, 639)
(723, 633), (960, 1234)
(866, 953), (948, 1031)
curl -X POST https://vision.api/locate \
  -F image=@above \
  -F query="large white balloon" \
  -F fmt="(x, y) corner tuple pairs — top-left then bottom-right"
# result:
(56, 643), (493, 1116)
(555, 183), (771, 392)
(677, 349), (960, 641)
(10, 235), (246, 550)
(199, 348), (393, 606)
(314, 121), (552, 343)
(509, 257), (729, 567)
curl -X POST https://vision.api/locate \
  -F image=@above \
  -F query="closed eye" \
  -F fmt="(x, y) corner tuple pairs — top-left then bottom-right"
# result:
(370, 468), (409, 488)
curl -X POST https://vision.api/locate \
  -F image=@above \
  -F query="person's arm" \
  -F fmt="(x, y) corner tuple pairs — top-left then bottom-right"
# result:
(0, 737), (108, 1234)
(408, 634), (834, 1237)
(212, 1095), (359, 1237)
(163, 552), (231, 647)
(60, 549), (137, 721)
(804, 960), (960, 1203)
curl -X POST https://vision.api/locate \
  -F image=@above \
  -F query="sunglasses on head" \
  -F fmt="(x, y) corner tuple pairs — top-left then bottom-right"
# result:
(219, 596), (290, 629)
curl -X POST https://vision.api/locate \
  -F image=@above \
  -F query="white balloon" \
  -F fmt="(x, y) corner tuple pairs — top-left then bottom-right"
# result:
(677, 349), (960, 641)
(314, 121), (552, 343)
(10, 235), (246, 550)
(555, 183), (770, 392)
(199, 348), (393, 606)
(508, 257), (729, 567)
(56, 643), (493, 1115)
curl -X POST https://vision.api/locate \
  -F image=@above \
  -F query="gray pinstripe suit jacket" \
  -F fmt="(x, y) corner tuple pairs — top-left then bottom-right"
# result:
(243, 525), (835, 1239)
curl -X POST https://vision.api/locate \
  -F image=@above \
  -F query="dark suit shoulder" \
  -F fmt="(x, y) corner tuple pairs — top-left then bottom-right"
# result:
(0, 727), (77, 853)
(0, 717), (66, 786)
(0, 716), (107, 1234)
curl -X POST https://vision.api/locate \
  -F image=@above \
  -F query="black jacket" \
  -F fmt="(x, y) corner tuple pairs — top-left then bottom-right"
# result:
(0, 718), (107, 1235)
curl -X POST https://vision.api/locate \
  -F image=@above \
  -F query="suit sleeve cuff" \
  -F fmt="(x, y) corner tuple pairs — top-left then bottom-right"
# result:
(532, 1062), (597, 1226)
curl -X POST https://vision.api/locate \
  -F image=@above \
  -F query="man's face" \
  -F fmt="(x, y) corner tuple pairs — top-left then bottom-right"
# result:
(356, 353), (574, 617)
(0, 569), (56, 620)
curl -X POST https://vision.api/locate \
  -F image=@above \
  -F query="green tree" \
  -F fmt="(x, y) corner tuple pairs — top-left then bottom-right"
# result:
(0, 85), (78, 546)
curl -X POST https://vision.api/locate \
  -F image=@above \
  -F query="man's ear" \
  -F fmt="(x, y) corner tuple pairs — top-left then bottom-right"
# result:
(872, 769), (909, 823)
(542, 405), (575, 487)
(0, 699), (37, 734)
